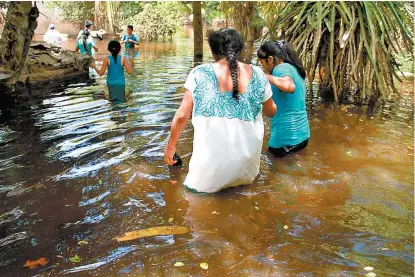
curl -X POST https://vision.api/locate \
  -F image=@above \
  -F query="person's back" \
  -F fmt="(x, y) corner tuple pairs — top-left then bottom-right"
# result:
(270, 63), (309, 148)
(107, 55), (125, 85)
(163, 29), (276, 193)
(184, 63), (272, 192)
(76, 35), (95, 56)
(89, 40), (133, 85)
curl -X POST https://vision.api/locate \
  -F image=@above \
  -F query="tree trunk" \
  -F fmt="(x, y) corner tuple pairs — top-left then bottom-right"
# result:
(94, 0), (100, 29)
(192, 1), (203, 61)
(318, 41), (335, 102)
(107, 1), (117, 36)
(0, 1), (39, 81)
(239, 2), (256, 63)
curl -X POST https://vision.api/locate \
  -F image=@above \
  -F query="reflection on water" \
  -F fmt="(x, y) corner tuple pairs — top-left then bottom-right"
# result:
(0, 33), (413, 276)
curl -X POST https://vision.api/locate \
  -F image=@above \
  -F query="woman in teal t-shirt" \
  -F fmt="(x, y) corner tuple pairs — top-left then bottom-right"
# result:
(75, 30), (98, 57)
(90, 40), (133, 85)
(257, 40), (310, 157)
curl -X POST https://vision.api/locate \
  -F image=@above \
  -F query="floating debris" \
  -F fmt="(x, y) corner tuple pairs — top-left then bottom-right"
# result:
(174, 262), (184, 267)
(114, 226), (190, 242)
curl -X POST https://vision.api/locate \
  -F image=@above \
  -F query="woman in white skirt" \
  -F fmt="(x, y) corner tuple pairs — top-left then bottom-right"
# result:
(164, 29), (276, 193)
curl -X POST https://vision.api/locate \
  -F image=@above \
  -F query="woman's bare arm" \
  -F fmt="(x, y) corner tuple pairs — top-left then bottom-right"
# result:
(122, 57), (133, 75)
(90, 57), (109, 76)
(267, 75), (296, 93)
(164, 90), (193, 165)
(262, 98), (277, 117)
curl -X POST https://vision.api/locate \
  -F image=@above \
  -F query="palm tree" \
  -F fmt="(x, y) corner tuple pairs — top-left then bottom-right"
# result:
(264, 1), (414, 103)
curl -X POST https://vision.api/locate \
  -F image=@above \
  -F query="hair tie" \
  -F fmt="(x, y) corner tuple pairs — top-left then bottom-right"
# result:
(277, 40), (285, 48)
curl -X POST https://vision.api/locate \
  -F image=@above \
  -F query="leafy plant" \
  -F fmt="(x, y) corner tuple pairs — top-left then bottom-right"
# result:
(45, 1), (94, 24)
(204, 1), (222, 24)
(220, 2), (264, 41)
(266, 2), (414, 102)
(121, 2), (183, 40)
(117, 1), (143, 21)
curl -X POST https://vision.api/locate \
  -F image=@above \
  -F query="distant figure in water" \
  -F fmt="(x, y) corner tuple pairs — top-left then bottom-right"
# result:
(121, 25), (139, 49)
(43, 24), (62, 46)
(75, 29), (98, 57)
(164, 28), (276, 193)
(76, 20), (107, 40)
(75, 20), (104, 55)
(257, 40), (310, 157)
(90, 40), (133, 85)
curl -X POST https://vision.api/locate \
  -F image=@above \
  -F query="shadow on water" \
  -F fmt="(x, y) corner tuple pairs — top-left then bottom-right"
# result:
(0, 33), (413, 276)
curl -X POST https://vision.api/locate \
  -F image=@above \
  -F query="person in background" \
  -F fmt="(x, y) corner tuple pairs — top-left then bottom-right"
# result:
(43, 24), (62, 46)
(257, 40), (310, 158)
(90, 40), (133, 85)
(75, 20), (103, 53)
(121, 25), (139, 49)
(75, 29), (98, 57)
(77, 20), (94, 40)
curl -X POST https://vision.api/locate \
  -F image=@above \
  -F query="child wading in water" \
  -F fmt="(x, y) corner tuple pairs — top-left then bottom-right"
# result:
(90, 40), (133, 85)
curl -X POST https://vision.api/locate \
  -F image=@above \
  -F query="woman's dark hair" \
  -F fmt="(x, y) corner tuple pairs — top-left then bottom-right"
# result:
(257, 40), (306, 79)
(81, 29), (90, 53)
(208, 28), (244, 100)
(108, 40), (121, 63)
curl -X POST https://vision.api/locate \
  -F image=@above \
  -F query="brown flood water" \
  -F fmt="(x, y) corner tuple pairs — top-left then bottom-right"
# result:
(0, 33), (413, 276)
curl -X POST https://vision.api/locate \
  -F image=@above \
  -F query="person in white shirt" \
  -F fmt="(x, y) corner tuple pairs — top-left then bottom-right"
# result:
(43, 24), (62, 46)
(164, 29), (277, 193)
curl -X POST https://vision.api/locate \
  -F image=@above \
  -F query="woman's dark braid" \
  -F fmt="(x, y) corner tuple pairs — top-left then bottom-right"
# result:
(227, 50), (239, 100)
(82, 29), (89, 53)
(208, 29), (244, 100)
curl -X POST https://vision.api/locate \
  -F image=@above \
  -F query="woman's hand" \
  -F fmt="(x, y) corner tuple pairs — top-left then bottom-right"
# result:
(164, 90), (193, 166)
(164, 145), (176, 166)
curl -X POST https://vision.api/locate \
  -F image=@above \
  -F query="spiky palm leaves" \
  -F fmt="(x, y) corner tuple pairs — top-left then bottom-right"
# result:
(266, 1), (414, 102)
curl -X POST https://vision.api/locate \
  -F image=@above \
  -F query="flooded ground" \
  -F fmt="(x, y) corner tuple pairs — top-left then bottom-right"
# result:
(0, 32), (413, 276)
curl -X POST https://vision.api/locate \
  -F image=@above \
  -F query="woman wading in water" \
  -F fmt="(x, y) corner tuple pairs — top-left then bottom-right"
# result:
(164, 29), (276, 193)
(257, 40), (310, 157)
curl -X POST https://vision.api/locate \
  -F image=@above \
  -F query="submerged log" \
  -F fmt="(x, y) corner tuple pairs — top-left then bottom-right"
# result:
(18, 41), (92, 84)
(0, 41), (92, 114)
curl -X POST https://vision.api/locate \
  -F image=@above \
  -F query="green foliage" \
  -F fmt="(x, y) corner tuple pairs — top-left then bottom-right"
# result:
(176, 2), (192, 16)
(46, 1), (93, 24)
(117, 1), (143, 20)
(105, 1), (143, 31)
(266, 1), (414, 102)
(122, 2), (183, 40)
(203, 1), (223, 24)
(220, 2), (264, 44)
